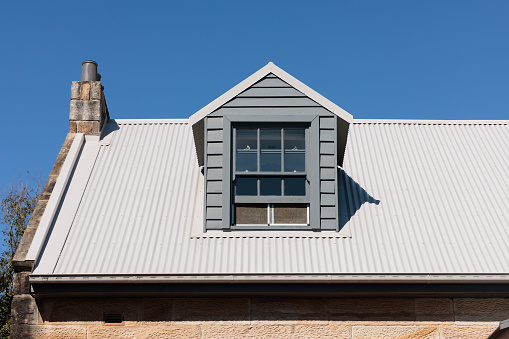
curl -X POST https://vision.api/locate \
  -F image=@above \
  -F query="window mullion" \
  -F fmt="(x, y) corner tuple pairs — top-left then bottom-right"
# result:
(257, 128), (260, 172)
(281, 128), (284, 174)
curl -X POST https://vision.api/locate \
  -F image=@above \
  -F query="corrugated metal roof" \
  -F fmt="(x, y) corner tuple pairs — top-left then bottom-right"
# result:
(31, 119), (509, 278)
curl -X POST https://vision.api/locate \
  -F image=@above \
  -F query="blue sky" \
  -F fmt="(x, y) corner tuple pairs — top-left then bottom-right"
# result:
(0, 0), (508, 193)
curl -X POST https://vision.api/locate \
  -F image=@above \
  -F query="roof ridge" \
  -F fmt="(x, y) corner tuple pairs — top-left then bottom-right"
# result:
(353, 119), (509, 125)
(112, 119), (189, 125)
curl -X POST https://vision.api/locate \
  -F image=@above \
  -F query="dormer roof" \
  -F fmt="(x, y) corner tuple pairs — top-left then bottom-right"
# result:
(189, 63), (353, 167)
(189, 62), (353, 126)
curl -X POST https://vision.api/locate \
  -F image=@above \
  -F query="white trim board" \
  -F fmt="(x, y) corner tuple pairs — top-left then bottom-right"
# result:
(188, 62), (353, 126)
(26, 133), (85, 261)
(31, 136), (103, 274)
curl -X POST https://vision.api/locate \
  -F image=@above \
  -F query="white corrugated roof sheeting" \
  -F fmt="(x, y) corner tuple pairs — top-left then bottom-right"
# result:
(32, 119), (509, 277)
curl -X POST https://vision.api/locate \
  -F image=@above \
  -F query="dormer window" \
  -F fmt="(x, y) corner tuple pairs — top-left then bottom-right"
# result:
(233, 125), (309, 227)
(192, 64), (352, 233)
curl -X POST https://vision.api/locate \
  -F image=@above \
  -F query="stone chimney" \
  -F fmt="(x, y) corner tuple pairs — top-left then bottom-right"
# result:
(69, 60), (109, 134)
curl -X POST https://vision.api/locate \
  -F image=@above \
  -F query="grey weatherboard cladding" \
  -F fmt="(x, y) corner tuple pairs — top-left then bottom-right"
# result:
(204, 73), (340, 231)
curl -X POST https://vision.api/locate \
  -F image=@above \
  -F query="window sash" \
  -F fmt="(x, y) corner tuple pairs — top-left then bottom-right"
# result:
(233, 125), (310, 226)
(234, 177), (308, 201)
(233, 203), (310, 227)
(234, 126), (308, 175)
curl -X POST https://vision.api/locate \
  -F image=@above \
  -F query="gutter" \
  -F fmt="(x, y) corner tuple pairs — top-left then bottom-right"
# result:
(29, 273), (509, 284)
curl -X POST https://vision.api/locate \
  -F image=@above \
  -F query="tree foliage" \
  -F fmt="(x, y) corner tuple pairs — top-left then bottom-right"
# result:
(0, 176), (40, 338)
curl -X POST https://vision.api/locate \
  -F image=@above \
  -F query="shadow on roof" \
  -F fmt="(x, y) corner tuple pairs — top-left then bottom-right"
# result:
(100, 120), (120, 139)
(338, 168), (380, 231)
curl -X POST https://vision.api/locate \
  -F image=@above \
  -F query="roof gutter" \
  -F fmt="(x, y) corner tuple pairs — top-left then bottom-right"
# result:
(29, 273), (509, 284)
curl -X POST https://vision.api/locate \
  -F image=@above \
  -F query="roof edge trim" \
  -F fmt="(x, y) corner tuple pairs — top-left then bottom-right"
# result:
(30, 273), (509, 284)
(26, 133), (85, 261)
(188, 62), (353, 126)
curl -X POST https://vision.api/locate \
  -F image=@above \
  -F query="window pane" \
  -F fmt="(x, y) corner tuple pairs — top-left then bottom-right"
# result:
(273, 204), (308, 224)
(284, 129), (305, 172)
(260, 129), (281, 172)
(284, 177), (306, 196)
(236, 129), (257, 172)
(236, 177), (257, 196)
(260, 177), (282, 196)
(235, 204), (267, 224)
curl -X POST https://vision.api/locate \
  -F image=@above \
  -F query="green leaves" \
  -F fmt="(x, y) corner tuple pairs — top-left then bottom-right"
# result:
(0, 175), (40, 338)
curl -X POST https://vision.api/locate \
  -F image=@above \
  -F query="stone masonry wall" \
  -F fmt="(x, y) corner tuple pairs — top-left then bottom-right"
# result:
(11, 297), (508, 338)
(69, 81), (109, 135)
(10, 133), (76, 339)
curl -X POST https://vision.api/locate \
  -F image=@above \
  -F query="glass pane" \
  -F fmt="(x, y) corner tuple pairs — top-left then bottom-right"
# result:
(260, 177), (282, 196)
(260, 129), (281, 172)
(284, 177), (306, 196)
(273, 204), (308, 224)
(284, 129), (305, 172)
(235, 177), (257, 196)
(236, 129), (257, 172)
(235, 204), (267, 224)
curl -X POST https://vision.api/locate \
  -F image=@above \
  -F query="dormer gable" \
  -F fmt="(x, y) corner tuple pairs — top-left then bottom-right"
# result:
(190, 63), (353, 168)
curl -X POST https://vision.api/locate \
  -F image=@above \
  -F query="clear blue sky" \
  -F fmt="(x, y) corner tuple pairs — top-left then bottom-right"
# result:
(0, 1), (508, 191)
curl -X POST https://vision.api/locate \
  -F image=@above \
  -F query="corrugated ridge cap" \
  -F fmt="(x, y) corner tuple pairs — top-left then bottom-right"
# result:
(353, 119), (509, 125)
(112, 119), (189, 125)
(110, 118), (509, 126)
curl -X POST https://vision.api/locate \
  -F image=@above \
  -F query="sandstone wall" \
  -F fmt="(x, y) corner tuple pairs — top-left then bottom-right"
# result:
(11, 297), (507, 338)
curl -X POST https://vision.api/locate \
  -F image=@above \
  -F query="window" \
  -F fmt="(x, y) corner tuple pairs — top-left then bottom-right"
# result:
(232, 125), (310, 228)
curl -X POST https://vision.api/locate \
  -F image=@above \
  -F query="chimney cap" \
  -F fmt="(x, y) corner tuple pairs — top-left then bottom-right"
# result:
(81, 60), (99, 81)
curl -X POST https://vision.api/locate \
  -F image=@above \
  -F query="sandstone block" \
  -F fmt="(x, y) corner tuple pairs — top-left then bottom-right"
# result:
(40, 298), (103, 324)
(11, 295), (39, 325)
(40, 297), (142, 325)
(352, 325), (438, 339)
(201, 325), (293, 339)
(59, 133), (76, 154)
(330, 298), (414, 323)
(69, 121), (77, 133)
(441, 325), (498, 338)
(49, 153), (68, 176)
(141, 297), (172, 325)
(11, 325), (87, 339)
(414, 298), (454, 322)
(90, 81), (102, 100)
(12, 271), (30, 295)
(13, 227), (38, 264)
(80, 82), (90, 100)
(69, 100), (101, 121)
(76, 120), (101, 134)
(455, 298), (509, 323)
(88, 325), (200, 339)
(40, 175), (57, 200)
(173, 298), (250, 325)
(26, 201), (48, 229)
(293, 325), (350, 338)
(251, 298), (328, 324)
(70, 81), (81, 99)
